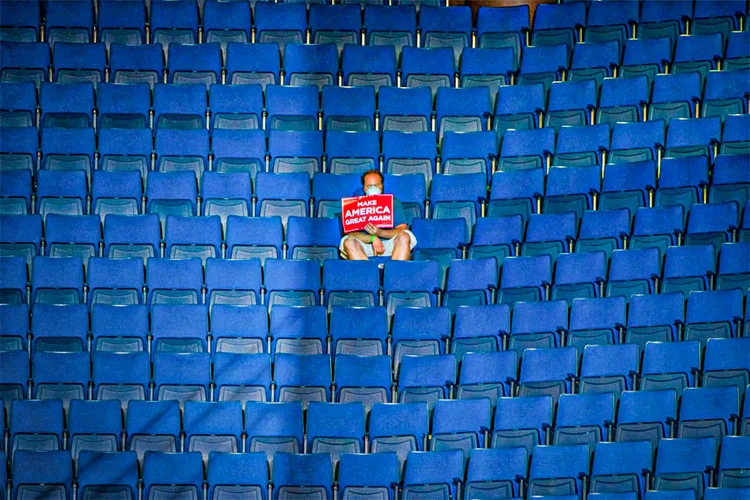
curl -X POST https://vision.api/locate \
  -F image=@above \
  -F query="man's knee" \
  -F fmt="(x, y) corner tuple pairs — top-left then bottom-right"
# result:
(394, 231), (411, 247)
(343, 236), (361, 252)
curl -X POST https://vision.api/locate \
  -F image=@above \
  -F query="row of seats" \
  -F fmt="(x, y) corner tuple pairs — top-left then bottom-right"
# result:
(4, 442), (748, 500)
(2, 238), (747, 308)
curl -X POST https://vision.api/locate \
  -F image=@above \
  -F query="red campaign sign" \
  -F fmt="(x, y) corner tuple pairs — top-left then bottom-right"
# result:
(341, 194), (394, 234)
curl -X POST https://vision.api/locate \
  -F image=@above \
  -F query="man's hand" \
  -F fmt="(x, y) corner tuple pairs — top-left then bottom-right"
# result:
(364, 223), (381, 237)
(371, 236), (385, 256)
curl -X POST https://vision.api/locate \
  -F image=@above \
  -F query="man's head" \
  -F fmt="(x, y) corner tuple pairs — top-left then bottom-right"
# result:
(361, 169), (384, 196)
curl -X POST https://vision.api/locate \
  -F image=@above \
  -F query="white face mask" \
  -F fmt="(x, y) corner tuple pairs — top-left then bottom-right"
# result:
(365, 186), (382, 195)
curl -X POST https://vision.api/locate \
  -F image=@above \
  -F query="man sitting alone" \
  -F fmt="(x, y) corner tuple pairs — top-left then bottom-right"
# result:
(339, 169), (417, 260)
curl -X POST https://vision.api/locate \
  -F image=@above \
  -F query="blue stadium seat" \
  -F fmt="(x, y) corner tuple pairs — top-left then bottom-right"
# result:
(207, 452), (268, 500)
(0, 350), (28, 407)
(552, 251), (607, 303)
(518, 43), (569, 95)
(499, 127), (555, 172)
(545, 79), (597, 132)
(554, 391), (615, 449)
(364, 4), (416, 56)
(717, 435), (750, 488)
(638, 0), (690, 48)
(531, 2), (585, 51)
(488, 168), (543, 226)
(98, 129), (151, 182)
(378, 86), (432, 133)
(400, 46), (455, 98)
(334, 355), (392, 411)
(475, 4), (528, 67)
(430, 173), (485, 239)
(210, 305), (267, 355)
(494, 83), (545, 139)
(87, 257), (143, 307)
(692, 0), (746, 38)
(726, 31), (750, 71)
(518, 346), (577, 402)
(554, 124), (610, 168)
(91, 304), (148, 351)
(710, 155), (750, 208)
(383, 259), (441, 315)
(704, 71), (749, 122)
(12, 450), (73, 499)
(96, 83), (151, 129)
(665, 117), (722, 160)
(580, 343), (639, 398)
(151, 304), (208, 352)
(264, 259), (321, 308)
(685, 289), (744, 344)
(443, 258), (498, 313)
(0, 303), (28, 351)
(91, 170), (142, 222)
(585, 0), (636, 49)
(419, 6), (472, 67)
(398, 354), (456, 410)
(109, 43), (164, 88)
(620, 37), (671, 89)
(98, 0), (145, 49)
(203, 0), (251, 54)
(142, 451), (204, 500)
(492, 395), (553, 456)
(521, 212), (577, 263)
(0, 82), (35, 128)
(10, 399), (64, 455)
(225, 216), (283, 262)
(403, 450), (465, 499)
(254, 3), (307, 51)
(630, 205), (685, 257)
(150, 1), (198, 55)
(0, 255), (26, 305)
(273, 453), (333, 500)
(307, 401), (365, 467)
(244, 401), (304, 458)
(567, 296), (627, 349)
(67, 399), (122, 460)
(466, 447), (529, 500)
(722, 115), (750, 156)
(595, 75), (647, 129)
(460, 48), (515, 109)
(183, 401), (243, 461)
(126, 400), (181, 461)
(283, 43), (338, 90)
(609, 120), (665, 164)
(40, 84), (94, 129)
(323, 261), (380, 310)
(330, 306), (387, 358)
(672, 33), (723, 87)
(311, 172), (361, 218)
(164, 215), (221, 265)
(653, 437), (717, 497)
(45, 0), (93, 45)
(339, 453), (400, 500)
(606, 248), (661, 303)
(616, 389), (677, 450)
(40, 128), (95, 185)
(717, 242), (750, 293)
(441, 131), (497, 180)
(600, 160), (656, 218)
(341, 44), (397, 90)
(205, 259), (262, 309)
(273, 354), (331, 408)
(201, 172), (252, 232)
(528, 444), (590, 498)
(678, 386), (739, 443)
(641, 341), (701, 396)
(468, 215), (523, 263)
(31, 256), (84, 304)
(52, 42), (106, 84)
(369, 402), (428, 470)
(255, 174), (309, 232)
(211, 131), (265, 187)
(268, 131), (323, 178)
(326, 130), (379, 174)
(146, 171), (198, 231)
(93, 351), (150, 410)
(590, 441), (653, 497)
(496, 255), (552, 307)
(322, 86), (375, 132)
(103, 214), (160, 262)
(0, 42), (50, 89)
(662, 245), (716, 297)
(435, 87), (491, 141)
(382, 131), (437, 184)
(146, 258), (203, 305)
(456, 350), (517, 407)
(510, 300), (568, 353)
(703, 338), (750, 395)
(225, 42), (280, 88)
(153, 352), (211, 408)
(155, 129), (209, 185)
(656, 156), (709, 215)
(269, 305), (327, 355)
(431, 398), (491, 456)
(0, 0), (40, 43)
(310, 4), (361, 54)
(392, 306), (450, 367)
(153, 84), (206, 130)
(208, 84), (263, 132)
(0, 214), (41, 268)
(650, 73), (702, 123)
(43, 214), (98, 265)
(78, 450), (139, 500)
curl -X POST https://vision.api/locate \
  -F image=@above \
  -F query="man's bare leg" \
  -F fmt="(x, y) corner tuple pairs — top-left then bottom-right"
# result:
(343, 236), (369, 260)
(390, 232), (412, 261)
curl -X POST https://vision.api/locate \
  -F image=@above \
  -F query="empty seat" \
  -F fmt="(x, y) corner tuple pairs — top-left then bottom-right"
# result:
(334, 354), (392, 411)
(685, 201), (739, 249)
(499, 127), (556, 172)
(552, 251), (608, 304)
(531, 1), (585, 51)
(580, 343), (639, 398)
(32, 351), (89, 409)
(401, 46), (455, 99)
(0, 82), (35, 128)
(44, 214), (100, 266)
(273, 453), (333, 500)
(30, 303), (87, 353)
(12, 450), (73, 499)
(391, 307), (450, 368)
(0, 349), (29, 402)
(656, 156), (710, 215)
(403, 450), (465, 499)
(90, 170), (142, 222)
(0, 255), (26, 304)
(717, 435), (750, 488)
(522, 212), (577, 263)
(600, 160), (657, 217)
(717, 242), (750, 293)
(322, 86), (375, 132)
(703, 338), (750, 393)
(0, 127), (38, 173)
(456, 351), (517, 408)
(254, 3), (307, 50)
(153, 352), (211, 408)
(103, 214), (160, 262)
(207, 452), (268, 500)
(468, 215), (523, 264)
(323, 261), (380, 310)
(150, 1), (198, 54)
(466, 447), (529, 500)
(431, 398), (492, 456)
(153, 84), (206, 130)
(711, 155), (750, 209)
(488, 168), (544, 226)
(126, 400), (181, 461)
(0, 0), (40, 43)
(146, 171), (198, 228)
(650, 73), (702, 123)
(545, 79), (597, 132)
(662, 245), (716, 297)
(225, 42), (280, 89)
(726, 31), (750, 71)
(151, 304), (208, 352)
(510, 300), (568, 353)
(441, 131), (497, 180)
(67, 399), (122, 460)
(341, 44), (397, 90)
(419, 5), (471, 67)
(653, 437), (717, 497)
(434, 87), (491, 141)
(142, 452), (204, 500)
(339, 453), (401, 500)
(494, 83), (545, 138)
(53, 42), (105, 84)
(146, 258), (203, 305)
(528, 444), (590, 498)
(610, 121), (666, 164)
(98, 0), (145, 49)
(244, 402), (304, 458)
(184, 401), (243, 461)
(326, 130), (379, 174)
(382, 130), (437, 185)
(307, 401), (365, 467)
(383, 260), (441, 315)
(98, 129), (151, 183)
(225, 216), (283, 263)
(45, 0), (92, 45)
(590, 441), (653, 497)
(430, 173), (485, 239)
(567, 296), (627, 349)
(78, 450), (139, 500)
(450, 294), (507, 350)
(606, 248), (661, 303)
(672, 33), (723, 86)
(518, 347), (577, 403)
(168, 43), (221, 88)
(621, 37), (672, 88)
(641, 341), (701, 396)
(475, 4), (528, 69)
(204, 259), (261, 309)
(630, 205), (684, 257)
(0, 303), (29, 351)
(40, 83), (93, 128)
(91, 302), (148, 348)
(685, 289), (744, 344)
(109, 43), (164, 88)
(93, 351), (150, 411)
(496, 255), (552, 307)
(569, 40), (620, 90)
(264, 259), (321, 308)
(554, 392), (616, 448)
(164, 215), (221, 265)
(616, 389), (677, 450)
(211, 305), (268, 355)
(269, 306), (327, 356)
(10, 399), (64, 454)
(283, 43), (338, 90)
(31, 256), (84, 304)
(398, 354), (456, 410)
(369, 402), (429, 470)
(310, 4), (361, 54)
(678, 386), (739, 443)
(0, 42), (50, 89)
(40, 128), (94, 186)
(554, 124), (610, 168)
(517, 44), (569, 94)
(722, 115), (750, 155)
(273, 354), (332, 408)
(639, 0), (690, 48)
(379, 86), (432, 133)
(155, 129), (210, 184)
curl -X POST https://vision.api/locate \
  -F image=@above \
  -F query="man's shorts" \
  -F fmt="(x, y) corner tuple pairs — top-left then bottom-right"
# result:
(339, 230), (418, 258)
